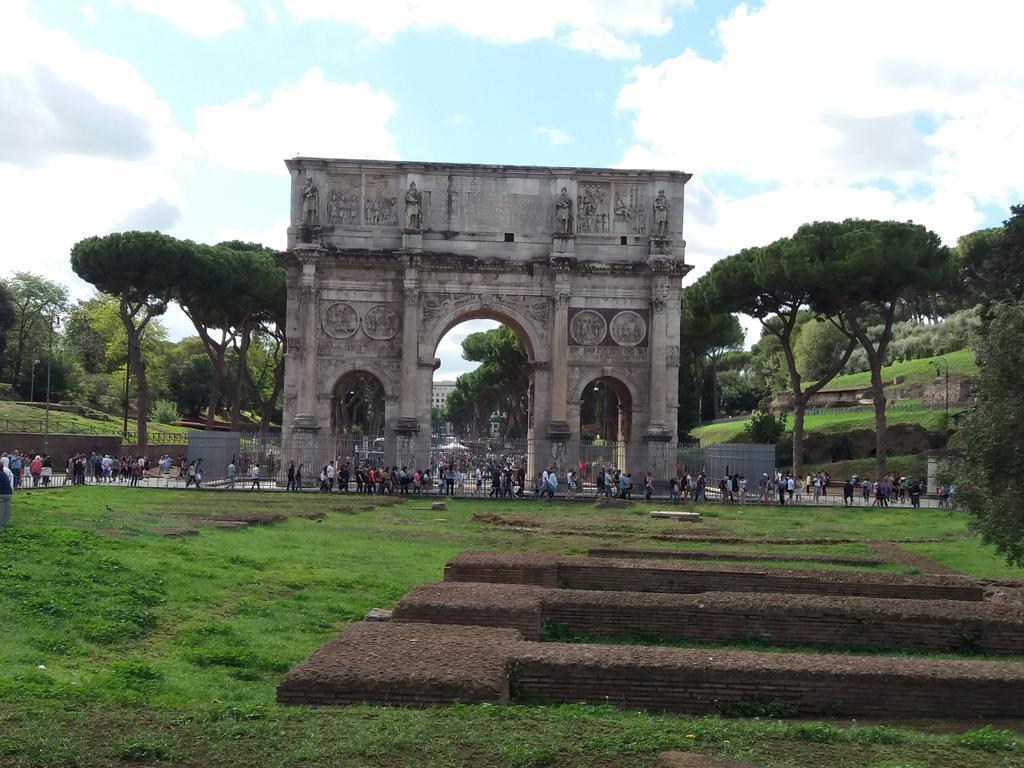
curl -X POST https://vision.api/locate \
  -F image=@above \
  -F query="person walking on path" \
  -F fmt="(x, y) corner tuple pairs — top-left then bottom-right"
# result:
(286, 461), (296, 492)
(843, 478), (854, 506)
(250, 463), (261, 490)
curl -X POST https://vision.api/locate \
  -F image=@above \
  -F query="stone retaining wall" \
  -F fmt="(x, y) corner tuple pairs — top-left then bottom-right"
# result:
(512, 643), (1024, 718)
(278, 622), (1024, 718)
(589, 546), (885, 567)
(393, 582), (1024, 654)
(444, 552), (986, 601)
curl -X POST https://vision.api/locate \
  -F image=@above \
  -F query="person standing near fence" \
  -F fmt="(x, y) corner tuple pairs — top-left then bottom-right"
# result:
(0, 457), (13, 528)
(250, 463), (260, 490)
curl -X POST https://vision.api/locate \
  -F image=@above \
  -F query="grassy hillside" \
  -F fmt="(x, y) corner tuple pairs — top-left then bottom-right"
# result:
(692, 406), (951, 446)
(0, 401), (187, 435)
(825, 347), (976, 390)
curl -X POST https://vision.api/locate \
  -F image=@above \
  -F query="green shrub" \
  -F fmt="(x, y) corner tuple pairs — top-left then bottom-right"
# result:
(956, 725), (1021, 752)
(150, 399), (180, 424)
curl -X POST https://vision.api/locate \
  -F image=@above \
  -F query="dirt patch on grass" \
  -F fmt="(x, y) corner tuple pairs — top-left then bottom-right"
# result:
(867, 541), (961, 574)
(657, 753), (761, 768)
(473, 512), (545, 528)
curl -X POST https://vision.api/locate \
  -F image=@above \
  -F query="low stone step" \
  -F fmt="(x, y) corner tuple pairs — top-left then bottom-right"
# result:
(650, 510), (702, 522)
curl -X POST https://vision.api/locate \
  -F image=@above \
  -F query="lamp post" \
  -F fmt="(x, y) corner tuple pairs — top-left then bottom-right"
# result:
(122, 340), (131, 440)
(933, 358), (949, 420)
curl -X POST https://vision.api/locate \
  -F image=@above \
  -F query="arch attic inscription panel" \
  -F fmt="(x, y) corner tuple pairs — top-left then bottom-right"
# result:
(282, 157), (691, 484)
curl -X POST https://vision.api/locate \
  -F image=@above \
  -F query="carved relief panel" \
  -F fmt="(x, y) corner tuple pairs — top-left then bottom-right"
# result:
(569, 310), (607, 346)
(322, 301), (360, 339)
(326, 174), (361, 225)
(320, 301), (402, 351)
(612, 183), (647, 235)
(364, 175), (399, 227)
(567, 309), (648, 347)
(609, 311), (647, 347)
(576, 182), (610, 233)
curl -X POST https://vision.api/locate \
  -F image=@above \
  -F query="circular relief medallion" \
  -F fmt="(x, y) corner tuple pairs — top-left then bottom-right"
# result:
(609, 310), (647, 347)
(322, 302), (360, 339)
(362, 304), (401, 340)
(570, 310), (607, 346)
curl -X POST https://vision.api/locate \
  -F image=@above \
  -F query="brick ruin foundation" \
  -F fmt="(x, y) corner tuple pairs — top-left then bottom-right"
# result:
(278, 549), (1024, 718)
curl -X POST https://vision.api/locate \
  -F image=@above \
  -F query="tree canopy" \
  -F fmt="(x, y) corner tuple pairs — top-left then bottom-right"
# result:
(950, 300), (1024, 566)
(71, 231), (192, 448)
(798, 218), (954, 478)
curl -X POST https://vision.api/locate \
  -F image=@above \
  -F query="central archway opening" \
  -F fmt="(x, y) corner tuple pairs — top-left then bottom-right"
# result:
(430, 317), (535, 494)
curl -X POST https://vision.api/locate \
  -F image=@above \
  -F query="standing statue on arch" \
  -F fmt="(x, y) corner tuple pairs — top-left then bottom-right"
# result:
(302, 176), (320, 225)
(555, 187), (573, 234)
(405, 182), (422, 230)
(653, 189), (670, 238)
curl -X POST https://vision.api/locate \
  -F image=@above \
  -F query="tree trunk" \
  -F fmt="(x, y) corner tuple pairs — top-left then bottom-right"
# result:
(870, 364), (887, 480)
(206, 345), (227, 430)
(791, 395), (807, 479)
(844, 311), (894, 482)
(120, 302), (149, 452)
(230, 327), (252, 431)
(259, 356), (285, 431)
(712, 362), (722, 421)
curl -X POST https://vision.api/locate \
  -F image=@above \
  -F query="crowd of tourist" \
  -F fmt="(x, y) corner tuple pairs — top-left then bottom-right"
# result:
(0, 443), (952, 512)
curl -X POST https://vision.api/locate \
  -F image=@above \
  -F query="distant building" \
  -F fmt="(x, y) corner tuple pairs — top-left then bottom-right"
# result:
(432, 381), (456, 410)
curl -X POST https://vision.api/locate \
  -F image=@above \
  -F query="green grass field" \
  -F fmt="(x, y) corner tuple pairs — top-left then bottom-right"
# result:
(1, 488), (1022, 767)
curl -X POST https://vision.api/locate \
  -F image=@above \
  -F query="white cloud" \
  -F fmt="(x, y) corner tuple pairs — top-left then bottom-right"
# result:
(211, 217), (290, 253)
(616, 0), (1024, 292)
(282, 0), (691, 59)
(78, 4), (96, 23)
(446, 113), (470, 126)
(116, 0), (245, 37)
(537, 126), (573, 146)
(196, 68), (399, 174)
(0, 2), (192, 303)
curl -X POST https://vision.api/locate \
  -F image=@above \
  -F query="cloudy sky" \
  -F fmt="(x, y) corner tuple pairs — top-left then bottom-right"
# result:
(2, 0), (1022, 380)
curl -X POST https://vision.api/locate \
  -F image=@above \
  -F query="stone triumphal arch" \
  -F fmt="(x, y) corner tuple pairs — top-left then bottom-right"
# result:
(282, 158), (691, 483)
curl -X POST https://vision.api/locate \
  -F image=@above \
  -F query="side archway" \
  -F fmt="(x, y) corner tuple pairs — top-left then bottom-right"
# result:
(575, 371), (637, 474)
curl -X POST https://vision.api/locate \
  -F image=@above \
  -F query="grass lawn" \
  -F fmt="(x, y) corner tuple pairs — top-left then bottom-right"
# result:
(692, 407), (950, 445)
(0, 401), (186, 435)
(826, 348), (977, 390)
(1, 488), (1022, 767)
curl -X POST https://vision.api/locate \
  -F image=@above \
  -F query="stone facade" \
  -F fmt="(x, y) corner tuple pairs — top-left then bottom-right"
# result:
(281, 158), (691, 480)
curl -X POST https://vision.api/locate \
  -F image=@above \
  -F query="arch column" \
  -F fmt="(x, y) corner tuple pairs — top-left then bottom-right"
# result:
(644, 279), (674, 493)
(292, 246), (324, 432)
(394, 268), (421, 470)
(546, 281), (571, 473)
